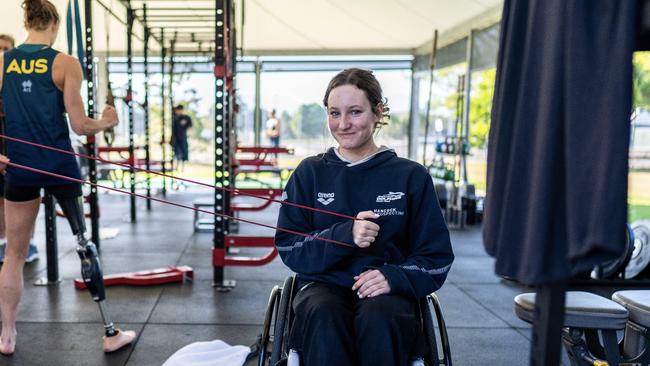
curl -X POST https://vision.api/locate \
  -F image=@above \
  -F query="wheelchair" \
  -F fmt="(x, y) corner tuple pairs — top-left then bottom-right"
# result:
(257, 276), (452, 366)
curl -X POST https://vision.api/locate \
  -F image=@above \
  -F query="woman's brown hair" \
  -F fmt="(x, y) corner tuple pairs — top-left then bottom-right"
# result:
(323, 68), (390, 128)
(22, 0), (60, 31)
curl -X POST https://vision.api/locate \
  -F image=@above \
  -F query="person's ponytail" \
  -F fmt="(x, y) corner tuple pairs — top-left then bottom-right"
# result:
(22, 0), (60, 31)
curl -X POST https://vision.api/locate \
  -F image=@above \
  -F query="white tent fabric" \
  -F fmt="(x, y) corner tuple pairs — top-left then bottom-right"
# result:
(0, 0), (502, 55)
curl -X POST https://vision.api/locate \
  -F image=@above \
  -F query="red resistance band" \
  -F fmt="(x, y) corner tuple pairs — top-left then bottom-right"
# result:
(2, 161), (355, 249)
(0, 134), (357, 221)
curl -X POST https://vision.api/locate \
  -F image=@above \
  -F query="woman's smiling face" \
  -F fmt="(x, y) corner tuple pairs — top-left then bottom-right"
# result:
(327, 84), (380, 152)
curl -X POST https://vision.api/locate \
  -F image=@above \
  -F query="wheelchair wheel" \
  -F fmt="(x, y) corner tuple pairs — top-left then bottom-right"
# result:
(421, 297), (439, 365)
(258, 285), (281, 366)
(423, 293), (452, 366)
(270, 276), (294, 365)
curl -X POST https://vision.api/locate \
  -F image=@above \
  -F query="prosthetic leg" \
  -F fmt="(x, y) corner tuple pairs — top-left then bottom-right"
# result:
(57, 197), (136, 352)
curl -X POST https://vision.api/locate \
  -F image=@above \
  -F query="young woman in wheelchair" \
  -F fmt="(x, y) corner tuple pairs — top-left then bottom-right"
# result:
(275, 68), (455, 366)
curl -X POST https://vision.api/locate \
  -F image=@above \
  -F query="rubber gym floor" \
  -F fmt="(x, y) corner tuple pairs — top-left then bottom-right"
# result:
(0, 187), (619, 365)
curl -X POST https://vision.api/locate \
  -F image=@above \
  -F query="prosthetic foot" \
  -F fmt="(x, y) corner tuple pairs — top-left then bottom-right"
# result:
(103, 330), (136, 353)
(58, 197), (137, 352)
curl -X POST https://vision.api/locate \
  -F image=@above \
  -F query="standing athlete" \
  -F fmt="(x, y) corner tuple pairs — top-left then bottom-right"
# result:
(0, 0), (135, 355)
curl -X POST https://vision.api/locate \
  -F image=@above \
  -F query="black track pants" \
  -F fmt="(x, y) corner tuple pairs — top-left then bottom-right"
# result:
(289, 282), (419, 366)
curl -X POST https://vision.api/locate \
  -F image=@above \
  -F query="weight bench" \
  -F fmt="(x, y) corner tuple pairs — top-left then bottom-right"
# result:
(612, 291), (650, 360)
(514, 291), (650, 365)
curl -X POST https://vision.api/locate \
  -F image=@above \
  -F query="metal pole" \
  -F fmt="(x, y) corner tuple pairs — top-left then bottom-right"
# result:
(169, 33), (176, 173)
(461, 30), (474, 186)
(213, 0), (233, 290)
(160, 29), (167, 197)
(531, 282), (566, 366)
(229, 0), (237, 234)
(421, 30), (438, 166)
(34, 193), (60, 286)
(44, 194), (59, 283)
(84, 0), (100, 247)
(239, 0), (245, 58)
(407, 60), (420, 161)
(143, 4), (151, 210)
(127, 4), (137, 222)
(254, 59), (261, 146)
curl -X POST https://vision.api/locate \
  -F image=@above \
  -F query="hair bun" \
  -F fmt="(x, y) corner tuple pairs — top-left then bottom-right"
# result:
(22, 0), (59, 31)
(22, 0), (43, 11)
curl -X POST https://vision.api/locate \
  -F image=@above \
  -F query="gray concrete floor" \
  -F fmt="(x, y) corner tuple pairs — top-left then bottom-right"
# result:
(0, 187), (624, 365)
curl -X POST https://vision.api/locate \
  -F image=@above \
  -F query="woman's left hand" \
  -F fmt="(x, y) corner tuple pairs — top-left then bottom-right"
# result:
(352, 269), (391, 298)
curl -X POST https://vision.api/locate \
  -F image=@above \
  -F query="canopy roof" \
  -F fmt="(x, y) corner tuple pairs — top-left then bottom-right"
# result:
(0, 0), (502, 56)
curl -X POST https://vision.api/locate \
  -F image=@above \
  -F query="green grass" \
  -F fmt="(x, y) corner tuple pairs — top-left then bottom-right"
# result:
(630, 204), (650, 222)
(467, 159), (650, 222)
(628, 170), (650, 222)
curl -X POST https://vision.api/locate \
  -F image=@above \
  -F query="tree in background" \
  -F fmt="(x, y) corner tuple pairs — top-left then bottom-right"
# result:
(381, 113), (409, 139)
(468, 68), (496, 149)
(280, 110), (294, 138)
(438, 67), (496, 149)
(435, 57), (648, 149)
(634, 52), (650, 110)
(287, 103), (327, 138)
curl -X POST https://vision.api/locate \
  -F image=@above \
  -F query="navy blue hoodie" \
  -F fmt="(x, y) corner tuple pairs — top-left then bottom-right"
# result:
(275, 147), (454, 299)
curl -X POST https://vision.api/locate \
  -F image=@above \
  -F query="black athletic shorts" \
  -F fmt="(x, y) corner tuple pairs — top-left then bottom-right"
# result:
(0, 175), (4, 199)
(4, 182), (82, 202)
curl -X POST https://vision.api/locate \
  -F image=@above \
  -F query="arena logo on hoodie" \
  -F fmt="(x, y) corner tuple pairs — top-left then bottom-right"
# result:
(376, 192), (405, 203)
(317, 192), (335, 205)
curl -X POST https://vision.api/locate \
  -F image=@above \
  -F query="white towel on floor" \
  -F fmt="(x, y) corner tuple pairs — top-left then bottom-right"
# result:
(162, 340), (251, 366)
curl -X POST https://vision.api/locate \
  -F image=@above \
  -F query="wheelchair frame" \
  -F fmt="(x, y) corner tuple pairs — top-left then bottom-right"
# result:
(257, 276), (452, 366)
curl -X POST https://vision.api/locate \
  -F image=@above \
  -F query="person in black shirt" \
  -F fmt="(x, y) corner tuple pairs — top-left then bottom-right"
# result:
(171, 104), (192, 172)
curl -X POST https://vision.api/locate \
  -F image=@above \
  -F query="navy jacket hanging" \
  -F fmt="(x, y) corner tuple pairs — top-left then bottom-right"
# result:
(484, 0), (636, 285)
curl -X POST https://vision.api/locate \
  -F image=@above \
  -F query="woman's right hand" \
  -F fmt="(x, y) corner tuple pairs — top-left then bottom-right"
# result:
(100, 105), (119, 130)
(352, 211), (380, 248)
